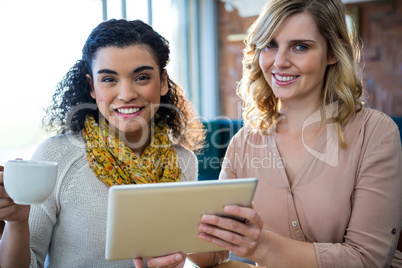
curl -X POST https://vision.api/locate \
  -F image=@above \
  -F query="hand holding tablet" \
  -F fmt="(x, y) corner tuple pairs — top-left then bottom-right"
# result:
(105, 178), (258, 260)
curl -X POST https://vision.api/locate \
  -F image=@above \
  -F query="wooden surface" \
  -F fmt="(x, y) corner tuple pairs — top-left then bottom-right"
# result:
(213, 260), (257, 268)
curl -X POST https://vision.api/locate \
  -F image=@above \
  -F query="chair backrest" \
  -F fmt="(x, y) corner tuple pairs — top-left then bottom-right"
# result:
(196, 119), (243, 180)
(391, 117), (402, 146)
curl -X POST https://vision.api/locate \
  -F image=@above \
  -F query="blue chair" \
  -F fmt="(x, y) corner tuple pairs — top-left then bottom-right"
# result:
(196, 119), (243, 181)
(391, 117), (402, 146)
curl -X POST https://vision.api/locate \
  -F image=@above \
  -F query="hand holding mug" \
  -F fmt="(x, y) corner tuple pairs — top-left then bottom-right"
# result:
(0, 165), (30, 223)
(3, 160), (58, 205)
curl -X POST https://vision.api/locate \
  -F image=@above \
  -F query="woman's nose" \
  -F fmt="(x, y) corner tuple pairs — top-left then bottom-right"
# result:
(118, 81), (138, 101)
(274, 49), (291, 69)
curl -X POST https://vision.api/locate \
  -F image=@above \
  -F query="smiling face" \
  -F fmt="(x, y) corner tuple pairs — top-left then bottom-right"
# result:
(259, 12), (337, 109)
(87, 44), (168, 146)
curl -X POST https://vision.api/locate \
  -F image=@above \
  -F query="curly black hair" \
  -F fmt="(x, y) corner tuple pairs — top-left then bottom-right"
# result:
(43, 19), (204, 151)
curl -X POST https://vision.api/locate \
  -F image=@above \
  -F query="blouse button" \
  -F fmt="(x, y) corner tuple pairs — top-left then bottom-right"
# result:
(292, 221), (298, 227)
(392, 228), (397, 235)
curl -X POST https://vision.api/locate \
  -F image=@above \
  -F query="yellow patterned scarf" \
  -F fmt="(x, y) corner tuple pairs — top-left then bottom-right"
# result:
(82, 115), (181, 187)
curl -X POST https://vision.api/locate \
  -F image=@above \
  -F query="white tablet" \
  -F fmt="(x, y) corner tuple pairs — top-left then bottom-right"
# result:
(105, 178), (258, 260)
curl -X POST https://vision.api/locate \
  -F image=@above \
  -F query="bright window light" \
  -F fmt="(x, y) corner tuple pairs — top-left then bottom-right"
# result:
(0, 0), (102, 164)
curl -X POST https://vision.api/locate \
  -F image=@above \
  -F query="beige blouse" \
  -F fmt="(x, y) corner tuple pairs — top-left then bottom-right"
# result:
(220, 108), (402, 267)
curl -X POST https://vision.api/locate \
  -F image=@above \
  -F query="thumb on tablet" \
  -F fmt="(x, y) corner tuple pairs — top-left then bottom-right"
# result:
(133, 258), (144, 268)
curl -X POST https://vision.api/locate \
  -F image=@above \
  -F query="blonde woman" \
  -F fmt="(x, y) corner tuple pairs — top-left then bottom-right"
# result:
(198, 0), (402, 267)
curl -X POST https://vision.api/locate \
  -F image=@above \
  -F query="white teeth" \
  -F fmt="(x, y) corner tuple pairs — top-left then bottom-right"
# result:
(116, 107), (140, 114)
(275, 74), (297, 82)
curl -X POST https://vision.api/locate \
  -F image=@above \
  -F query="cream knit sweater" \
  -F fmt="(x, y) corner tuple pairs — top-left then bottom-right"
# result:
(29, 133), (198, 268)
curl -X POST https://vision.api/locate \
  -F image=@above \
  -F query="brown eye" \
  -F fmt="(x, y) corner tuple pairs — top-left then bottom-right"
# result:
(101, 77), (116, 83)
(135, 75), (150, 82)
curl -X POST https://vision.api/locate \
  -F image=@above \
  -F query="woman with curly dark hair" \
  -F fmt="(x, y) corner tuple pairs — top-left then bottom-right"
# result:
(44, 19), (203, 152)
(0, 19), (229, 268)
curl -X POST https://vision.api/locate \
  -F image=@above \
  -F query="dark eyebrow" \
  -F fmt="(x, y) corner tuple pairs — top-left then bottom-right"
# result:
(97, 66), (154, 75)
(133, 65), (154, 73)
(97, 69), (117, 75)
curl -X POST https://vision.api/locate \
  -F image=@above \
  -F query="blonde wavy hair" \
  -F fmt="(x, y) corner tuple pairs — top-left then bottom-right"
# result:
(238, 0), (363, 146)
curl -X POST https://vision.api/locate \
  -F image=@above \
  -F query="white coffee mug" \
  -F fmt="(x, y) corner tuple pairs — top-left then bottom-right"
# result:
(3, 160), (58, 205)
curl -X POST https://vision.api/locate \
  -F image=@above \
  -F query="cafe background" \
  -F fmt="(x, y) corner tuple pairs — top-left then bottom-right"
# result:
(0, 0), (401, 265)
(1, 0), (401, 165)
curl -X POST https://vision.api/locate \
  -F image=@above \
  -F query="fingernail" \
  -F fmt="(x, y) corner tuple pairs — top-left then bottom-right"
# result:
(199, 224), (207, 231)
(175, 254), (182, 261)
(202, 215), (210, 221)
(224, 205), (233, 212)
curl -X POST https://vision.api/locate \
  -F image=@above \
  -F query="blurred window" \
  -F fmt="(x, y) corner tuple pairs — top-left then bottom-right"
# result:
(0, 0), (218, 164)
(0, 0), (102, 163)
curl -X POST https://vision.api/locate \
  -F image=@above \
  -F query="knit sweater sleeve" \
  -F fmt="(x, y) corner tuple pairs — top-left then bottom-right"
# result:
(26, 136), (198, 267)
(28, 133), (85, 268)
(174, 145), (198, 182)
